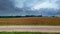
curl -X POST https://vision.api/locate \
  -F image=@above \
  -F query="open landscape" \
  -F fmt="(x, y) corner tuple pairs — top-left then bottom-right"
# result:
(0, 17), (60, 25)
(0, 0), (60, 34)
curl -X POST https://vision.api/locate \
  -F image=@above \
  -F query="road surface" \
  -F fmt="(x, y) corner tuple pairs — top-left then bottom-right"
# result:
(0, 25), (60, 32)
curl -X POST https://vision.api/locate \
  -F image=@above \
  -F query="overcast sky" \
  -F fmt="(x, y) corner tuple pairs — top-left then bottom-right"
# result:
(0, 0), (60, 16)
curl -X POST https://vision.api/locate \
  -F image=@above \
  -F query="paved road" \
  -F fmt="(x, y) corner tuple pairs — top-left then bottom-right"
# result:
(0, 26), (60, 32)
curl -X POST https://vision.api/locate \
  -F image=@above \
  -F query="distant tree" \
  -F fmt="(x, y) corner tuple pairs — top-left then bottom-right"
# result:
(25, 15), (30, 17)
(30, 15), (35, 17)
(38, 15), (42, 17)
(52, 16), (55, 17)
(25, 15), (36, 17)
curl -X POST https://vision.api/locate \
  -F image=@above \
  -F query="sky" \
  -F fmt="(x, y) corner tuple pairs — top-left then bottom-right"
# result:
(0, 0), (60, 16)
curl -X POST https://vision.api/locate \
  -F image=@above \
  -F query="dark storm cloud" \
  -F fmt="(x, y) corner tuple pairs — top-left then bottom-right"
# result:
(0, 0), (60, 16)
(0, 0), (14, 15)
(11, 0), (60, 16)
(0, 0), (19, 16)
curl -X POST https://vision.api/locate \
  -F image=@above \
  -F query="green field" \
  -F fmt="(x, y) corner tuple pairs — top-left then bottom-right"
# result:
(0, 32), (60, 34)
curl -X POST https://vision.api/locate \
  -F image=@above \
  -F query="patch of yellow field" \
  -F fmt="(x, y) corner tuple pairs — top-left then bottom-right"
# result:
(0, 17), (60, 25)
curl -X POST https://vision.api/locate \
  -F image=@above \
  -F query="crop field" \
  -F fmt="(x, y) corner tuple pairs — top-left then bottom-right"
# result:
(0, 17), (60, 25)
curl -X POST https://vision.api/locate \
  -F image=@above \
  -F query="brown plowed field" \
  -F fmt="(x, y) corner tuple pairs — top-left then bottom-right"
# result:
(0, 17), (60, 25)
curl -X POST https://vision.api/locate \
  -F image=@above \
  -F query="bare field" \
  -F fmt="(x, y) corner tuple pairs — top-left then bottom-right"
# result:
(0, 17), (60, 25)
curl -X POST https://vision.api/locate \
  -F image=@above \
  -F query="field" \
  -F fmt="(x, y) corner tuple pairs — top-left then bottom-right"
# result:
(0, 17), (60, 25)
(0, 32), (59, 34)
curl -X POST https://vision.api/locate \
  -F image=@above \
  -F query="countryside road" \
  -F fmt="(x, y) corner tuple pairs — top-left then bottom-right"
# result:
(0, 26), (60, 33)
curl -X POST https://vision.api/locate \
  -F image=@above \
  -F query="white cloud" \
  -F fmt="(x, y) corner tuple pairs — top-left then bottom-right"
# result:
(14, 0), (25, 8)
(31, 0), (59, 10)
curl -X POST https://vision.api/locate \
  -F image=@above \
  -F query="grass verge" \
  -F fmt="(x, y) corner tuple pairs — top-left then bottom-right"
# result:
(0, 23), (60, 26)
(0, 32), (60, 34)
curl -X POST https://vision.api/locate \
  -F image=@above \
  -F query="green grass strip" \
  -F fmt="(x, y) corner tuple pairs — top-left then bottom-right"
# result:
(0, 32), (60, 34)
(0, 24), (60, 26)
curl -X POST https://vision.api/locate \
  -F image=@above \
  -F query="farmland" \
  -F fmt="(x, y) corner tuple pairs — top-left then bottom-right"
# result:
(0, 17), (60, 25)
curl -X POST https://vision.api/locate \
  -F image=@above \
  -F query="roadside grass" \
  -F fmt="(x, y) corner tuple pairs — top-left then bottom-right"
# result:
(0, 23), (60, 26)
(0, 32), (60, 34)
(1, 23), (58, 26)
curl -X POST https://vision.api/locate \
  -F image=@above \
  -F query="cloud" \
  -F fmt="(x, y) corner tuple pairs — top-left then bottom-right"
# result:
(31, 0), (59, 10)
(0, 0), (60, 16)
(0, 0), (16, 16)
